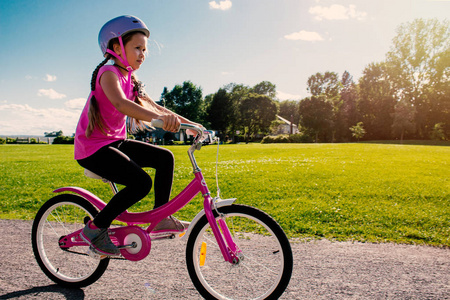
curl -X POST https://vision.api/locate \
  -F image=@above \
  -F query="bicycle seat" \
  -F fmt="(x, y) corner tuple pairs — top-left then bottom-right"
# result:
(84, 169), (109, 182)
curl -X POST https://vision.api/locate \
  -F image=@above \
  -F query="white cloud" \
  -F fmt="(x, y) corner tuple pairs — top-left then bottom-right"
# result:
(0, 103), (80, 135)
(37, 88), (66, 99)
(277, 91), (301, 101)
(44, 74), (57, 82)
(284, 30), (324, 42)
(221, 71), (233, 76)
(209, 0), (232, 10)
(65, 98), (86, 110)
(309, 4), (367, 21)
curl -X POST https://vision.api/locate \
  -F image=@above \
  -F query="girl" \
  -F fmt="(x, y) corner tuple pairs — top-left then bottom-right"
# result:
(75, 15), (201, 256)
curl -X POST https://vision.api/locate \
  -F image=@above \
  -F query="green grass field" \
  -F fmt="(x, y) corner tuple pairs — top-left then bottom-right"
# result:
(1, 142), (448, 246)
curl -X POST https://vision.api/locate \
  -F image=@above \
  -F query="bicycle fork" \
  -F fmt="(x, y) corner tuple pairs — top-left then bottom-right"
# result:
(203, 196), (242, 264)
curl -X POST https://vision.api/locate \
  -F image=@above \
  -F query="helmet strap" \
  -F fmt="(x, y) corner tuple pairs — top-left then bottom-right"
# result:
(105, 36), (134, 95)
(118, 36), (134, 72)
(105, 36), (134, 71)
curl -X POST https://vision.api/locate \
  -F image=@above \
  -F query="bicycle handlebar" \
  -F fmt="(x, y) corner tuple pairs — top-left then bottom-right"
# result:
(150, 119), (205, 139)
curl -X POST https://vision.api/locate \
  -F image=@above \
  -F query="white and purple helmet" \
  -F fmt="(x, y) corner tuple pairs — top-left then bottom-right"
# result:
(98, 15), (150, 56)
(97, 15), (150, 95)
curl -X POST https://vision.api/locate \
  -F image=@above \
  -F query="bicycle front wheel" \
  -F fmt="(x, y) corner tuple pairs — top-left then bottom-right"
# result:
(32, 194), (109, 288)
(186, 204), (293, 300)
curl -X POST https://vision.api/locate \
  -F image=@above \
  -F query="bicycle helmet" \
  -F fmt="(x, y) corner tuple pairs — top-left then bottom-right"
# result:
(97, 15), (150, 95)
(98, 15), (150, 56)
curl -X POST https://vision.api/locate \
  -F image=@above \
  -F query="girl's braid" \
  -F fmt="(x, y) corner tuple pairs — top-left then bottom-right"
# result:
(91, 55), (111, 91)
(86, 55), (111, 137)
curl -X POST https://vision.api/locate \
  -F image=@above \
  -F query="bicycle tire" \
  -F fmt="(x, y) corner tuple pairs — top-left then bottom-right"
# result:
(32, 194), (110, 288)
(186, 204), (293, 300)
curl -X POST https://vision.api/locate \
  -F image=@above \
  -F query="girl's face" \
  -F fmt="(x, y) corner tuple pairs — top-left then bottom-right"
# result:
(115, 32), (148, 71)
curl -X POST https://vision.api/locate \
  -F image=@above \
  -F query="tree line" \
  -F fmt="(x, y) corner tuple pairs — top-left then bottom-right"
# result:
(156, 18), (449, 142)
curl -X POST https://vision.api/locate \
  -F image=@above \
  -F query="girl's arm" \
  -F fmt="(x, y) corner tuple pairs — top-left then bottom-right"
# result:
(140, 93), (201, 127)
(101, 71), (179, 132)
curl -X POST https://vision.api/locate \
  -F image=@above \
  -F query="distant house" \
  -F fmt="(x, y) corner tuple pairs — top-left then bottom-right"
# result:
(275, 115), (299, 135)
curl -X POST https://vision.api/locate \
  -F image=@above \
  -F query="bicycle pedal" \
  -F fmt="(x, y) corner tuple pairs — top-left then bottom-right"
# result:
(117, 242), (137, 249)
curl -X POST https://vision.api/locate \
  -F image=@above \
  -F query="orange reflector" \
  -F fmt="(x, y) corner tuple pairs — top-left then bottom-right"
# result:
(199, 242), (207, 266)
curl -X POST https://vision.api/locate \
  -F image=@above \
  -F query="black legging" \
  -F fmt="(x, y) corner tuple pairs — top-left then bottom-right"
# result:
(77, 139), (174, 228)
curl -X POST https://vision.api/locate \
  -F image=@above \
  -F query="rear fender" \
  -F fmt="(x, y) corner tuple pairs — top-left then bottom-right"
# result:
(53, 187), (107, 211)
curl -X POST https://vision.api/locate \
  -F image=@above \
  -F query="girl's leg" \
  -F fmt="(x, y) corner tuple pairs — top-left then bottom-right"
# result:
(78, 140), (174, 228)
(116, 141), (187, 234)
(115, 140), (175, 208)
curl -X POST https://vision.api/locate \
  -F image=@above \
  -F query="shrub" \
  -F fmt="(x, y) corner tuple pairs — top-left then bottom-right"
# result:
(261, 133), (314, 144)
(0, 138), (5, 144)
(289, 133), (314, 143)
(277, 135), (291, 143)
(6, 137), (16, 144)
(262, 135), (284, 144)
(53, 136), (74, 144)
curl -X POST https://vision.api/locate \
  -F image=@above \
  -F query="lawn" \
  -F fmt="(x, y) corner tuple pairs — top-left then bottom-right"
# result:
(0, 142), (448, 246)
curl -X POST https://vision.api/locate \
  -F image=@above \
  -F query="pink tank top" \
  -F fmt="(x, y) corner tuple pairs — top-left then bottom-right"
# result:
(74, 65), (135, 160)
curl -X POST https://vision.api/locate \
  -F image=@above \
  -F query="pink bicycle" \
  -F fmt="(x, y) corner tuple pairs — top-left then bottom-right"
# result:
(32, 121), (293, 299)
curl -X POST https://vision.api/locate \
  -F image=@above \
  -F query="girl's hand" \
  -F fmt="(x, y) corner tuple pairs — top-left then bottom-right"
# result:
(186, 123), (205, 136)
(159, 114), (180, 132)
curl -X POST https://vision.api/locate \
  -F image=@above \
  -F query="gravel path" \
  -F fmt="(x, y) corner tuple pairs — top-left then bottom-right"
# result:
(0, 219), (448, 299)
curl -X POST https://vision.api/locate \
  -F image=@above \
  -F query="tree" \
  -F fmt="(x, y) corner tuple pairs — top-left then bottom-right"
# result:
(430, 122), (447, 141)
(225, 83), (251, 136)
(44, 130), (63, 137)
(252, 81), (277, 99)
(158, 87), (172, 109)
(386, 18), (450, 138)
(337, 71), (360, 141)
(391, 99), (416, 142)
(201, 93), (214, 129)
(206, 88), (233, 134)
(307, 72), (341, 100)
(306, 71), (342, 142)
(278, 100), (300, 127)
(358, 62), (396, 140)
(161, 81), (203, 123)
(298, 96), (334, 143)
(239, 93), (278, 138)
(350, 122), (366, 141)
(269, 119), (285, 135)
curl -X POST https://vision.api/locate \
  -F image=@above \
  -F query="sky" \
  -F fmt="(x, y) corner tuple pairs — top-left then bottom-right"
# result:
(0, 0), (449, 136)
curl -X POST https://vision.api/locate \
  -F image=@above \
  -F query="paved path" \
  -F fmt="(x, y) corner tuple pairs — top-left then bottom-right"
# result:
(0, 219), (448, 299)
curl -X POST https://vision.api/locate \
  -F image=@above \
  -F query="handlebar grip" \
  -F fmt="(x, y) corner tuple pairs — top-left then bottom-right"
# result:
(150, 119), (164, 128)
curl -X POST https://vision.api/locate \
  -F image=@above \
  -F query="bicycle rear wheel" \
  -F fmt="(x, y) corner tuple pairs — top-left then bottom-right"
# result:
(32, 194), (109, 288)
(186, 204), (293, 300)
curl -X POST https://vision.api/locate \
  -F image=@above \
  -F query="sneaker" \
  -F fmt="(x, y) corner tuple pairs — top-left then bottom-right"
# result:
(151, 216), (189, 234)
(80, 221), (120, 256)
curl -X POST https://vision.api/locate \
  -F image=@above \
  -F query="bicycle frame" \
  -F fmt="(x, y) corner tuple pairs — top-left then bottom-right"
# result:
(55, 123), (238, 263)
